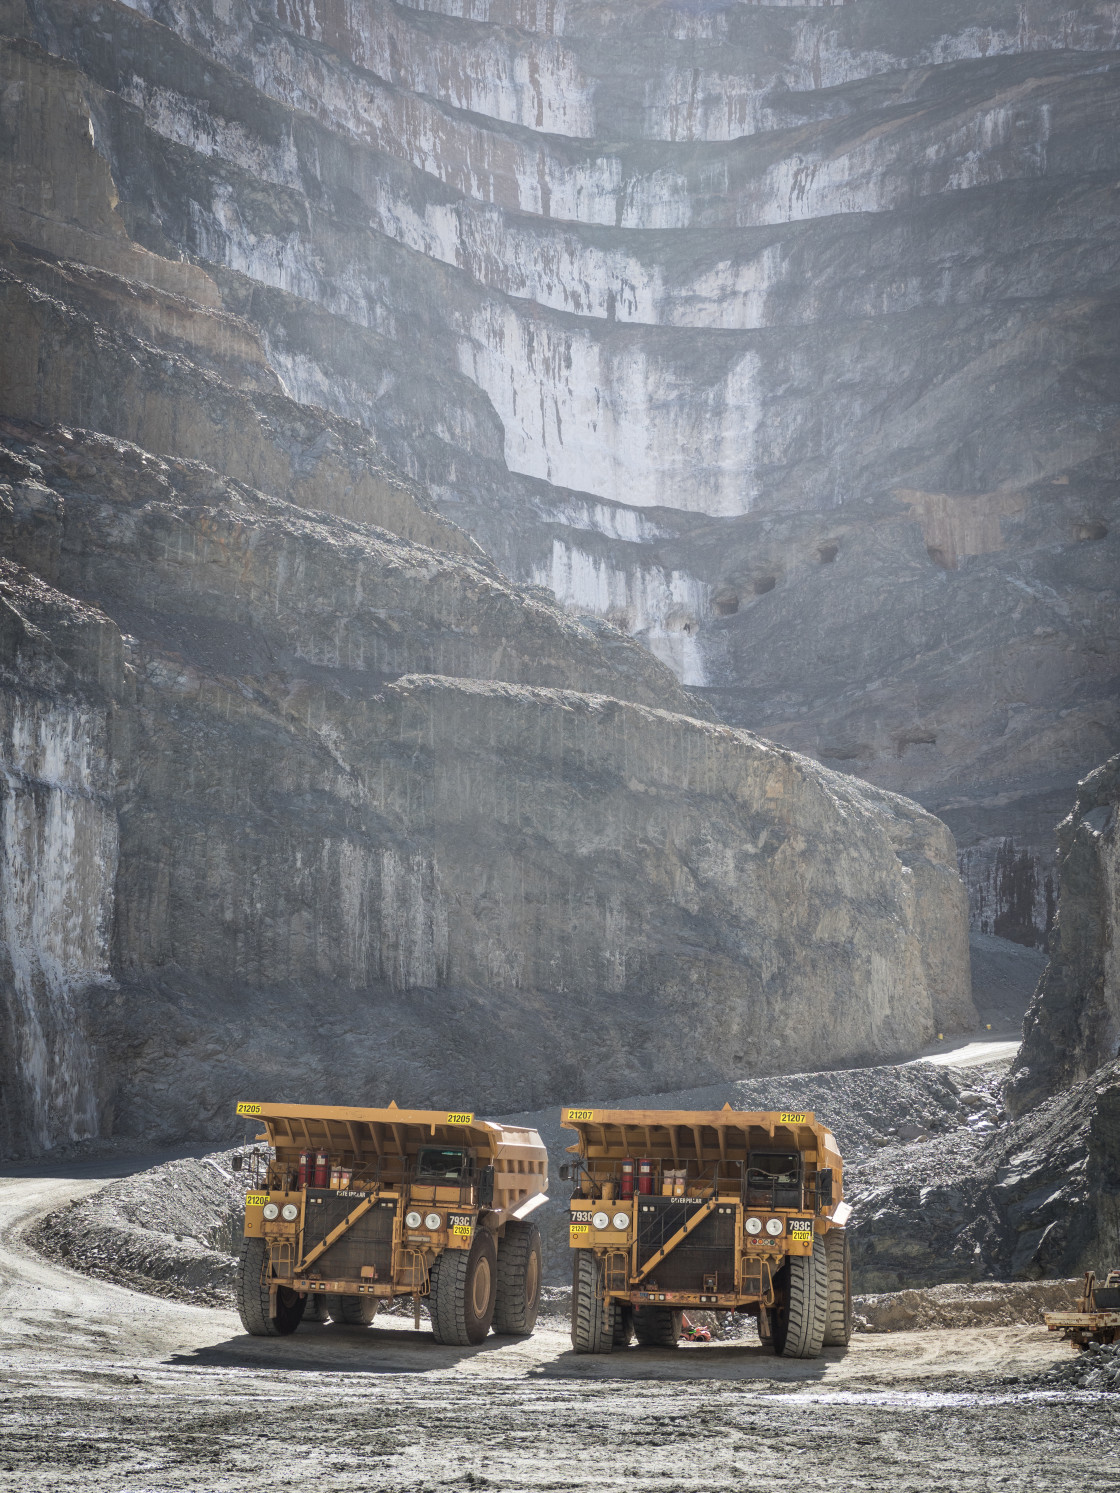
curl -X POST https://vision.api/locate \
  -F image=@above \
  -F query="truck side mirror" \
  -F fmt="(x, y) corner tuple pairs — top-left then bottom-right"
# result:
(817, 1168), (833, 1208)
(231, 1154), (243, 1172)
(477, 1165), (495, 1207)
(558, 1163), (572, 1182)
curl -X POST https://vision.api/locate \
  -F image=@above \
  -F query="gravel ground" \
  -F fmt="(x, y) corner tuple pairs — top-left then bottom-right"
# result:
(4, 1160), (1119, 1492)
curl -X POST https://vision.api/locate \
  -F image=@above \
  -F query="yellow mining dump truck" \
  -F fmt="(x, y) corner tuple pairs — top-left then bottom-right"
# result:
(233, 1100), (548, 1345)
(560, 1104), (852, 1356)
(1044, 1270), (1120, 1349)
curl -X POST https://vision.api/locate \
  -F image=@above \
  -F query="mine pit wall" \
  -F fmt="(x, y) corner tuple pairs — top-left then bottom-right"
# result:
(0, 579), (122, 1156)
(8, 0), (1084, 1152)
(103, 673), (973, 1139)
(4, 0), (1117, 954)
(0, 560), (973, 1150)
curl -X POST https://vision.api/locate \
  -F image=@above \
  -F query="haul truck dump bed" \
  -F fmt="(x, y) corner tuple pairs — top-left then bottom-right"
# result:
(561, 1105), (851, 1356)
(234, 1101), (547, 1345)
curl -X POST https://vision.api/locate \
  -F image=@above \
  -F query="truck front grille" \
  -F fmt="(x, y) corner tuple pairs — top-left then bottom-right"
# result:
(637, 1197), (737, 1295)
(302, 1191), (396, 1280)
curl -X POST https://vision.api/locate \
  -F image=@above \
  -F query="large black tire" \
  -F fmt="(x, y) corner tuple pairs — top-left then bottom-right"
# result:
(822, 1227), (852, 1348)
(570, 1251), (615, 1354)
(303, 1293), (330, 1324)
(613, 1302), (635, 1347)
(236, 1237), (305, 1337)
(429, 1230), (497, 1346)
(772, 1236), (828, 1359)
(327, 1294), (379, 1326)
(493, 1221), (543, 1336)
(633, 1305), (683, 1348)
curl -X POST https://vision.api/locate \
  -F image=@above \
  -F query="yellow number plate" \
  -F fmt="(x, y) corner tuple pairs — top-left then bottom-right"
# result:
(446, 1112), (474, 1125)
(569, 1224), (589, 1235)
(452, 1224), (472, 1237)
(566, 1109), (594, 1122)
(789, 1230), (813, 1242)
(236, 1102), (262, 1115)
(779, 1112), (807, 1124)
(245, 1193), (268, 1207)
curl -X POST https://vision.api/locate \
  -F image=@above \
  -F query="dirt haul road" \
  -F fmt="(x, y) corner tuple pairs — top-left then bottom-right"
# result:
(2, 1160), (1119, 1492)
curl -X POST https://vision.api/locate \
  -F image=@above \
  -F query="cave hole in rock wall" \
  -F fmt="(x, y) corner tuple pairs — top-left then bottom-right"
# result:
(1074, 520), (1109, 542)
(753, 576), (777, 596)
(819, 743), (872, 763)
(895, 731), (938, 758)
(713, 593), (740, 617)
(817, 543), (840, 564)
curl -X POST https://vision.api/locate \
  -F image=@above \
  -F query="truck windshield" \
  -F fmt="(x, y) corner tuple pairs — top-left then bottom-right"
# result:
(746, 1151), (802, 1206)
(416, 1147), (468, 1180)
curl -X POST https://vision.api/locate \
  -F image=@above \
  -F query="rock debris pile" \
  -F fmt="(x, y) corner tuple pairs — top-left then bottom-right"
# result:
(1007, 755), (1120, 1117)
(28, 1151), (247, 1307)
(1043, 1341), (1120, 1393)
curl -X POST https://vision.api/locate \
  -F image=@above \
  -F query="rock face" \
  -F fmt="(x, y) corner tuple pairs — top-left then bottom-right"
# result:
(3, 0), (1114, 946)
(850, 1059), (1120, 1291)
(1005, 757), (1120, 1118)
(1, 0), (1019, 1157)
(0, 416), (972, 1156)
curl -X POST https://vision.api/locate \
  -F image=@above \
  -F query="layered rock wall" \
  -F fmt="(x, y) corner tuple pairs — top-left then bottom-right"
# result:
(0, 418), (972, 1153)
(6, 0), (1066, 1154)
(3, 0), (1109, 942)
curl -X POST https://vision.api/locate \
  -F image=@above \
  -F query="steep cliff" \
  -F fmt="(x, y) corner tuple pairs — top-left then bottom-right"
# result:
(3, 0), (1052, 1157)
(851, 1058), (1120, 1290)
(0, 415), (972, 1155)
(1005, 756), (1120, 1118)
(2, 0), (1112, 946)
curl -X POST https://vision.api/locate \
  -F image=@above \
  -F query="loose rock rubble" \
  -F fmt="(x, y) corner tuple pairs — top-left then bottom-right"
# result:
(853, 1279), (1081, 1333)
(1042, 1339), (1120, 1391)
(28, 1149), (248, 1307)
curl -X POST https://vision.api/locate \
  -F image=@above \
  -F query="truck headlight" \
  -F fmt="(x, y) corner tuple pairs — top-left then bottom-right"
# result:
(281, 1203), (299, 1222)
(592, 1211), (610, 1230)
(745, 1216), (762, 1235)
(765, 1217), (784, 1237)
(612, 1213), (629, 1231)
(262, 1203), (279, 1221)
(425, 1212), (442, 1231)
(405, 1210), (422, 1228)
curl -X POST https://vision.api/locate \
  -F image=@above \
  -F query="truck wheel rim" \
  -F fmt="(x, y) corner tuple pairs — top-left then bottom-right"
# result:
(472, 1257), (492, 1317)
